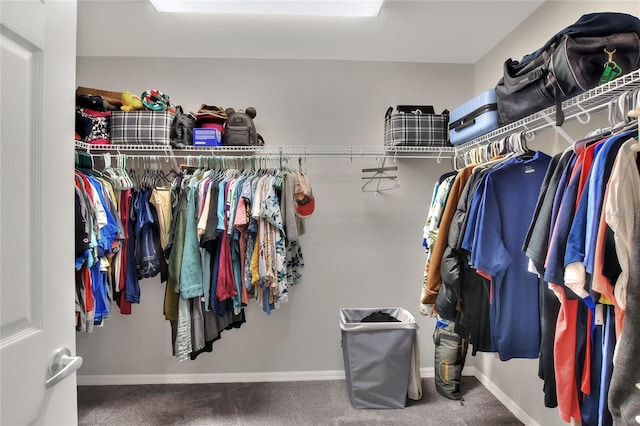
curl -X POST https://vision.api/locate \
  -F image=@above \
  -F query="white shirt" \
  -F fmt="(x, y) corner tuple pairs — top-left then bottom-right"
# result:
(605, 137), (640, 310)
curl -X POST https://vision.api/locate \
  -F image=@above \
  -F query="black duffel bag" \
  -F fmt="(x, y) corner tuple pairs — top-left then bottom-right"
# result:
(496, 12), (640, 126)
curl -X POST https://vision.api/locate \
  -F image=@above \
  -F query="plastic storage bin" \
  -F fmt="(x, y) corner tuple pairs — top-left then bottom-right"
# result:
(193, 127), (223, 146)
(339, 307), (417, 409)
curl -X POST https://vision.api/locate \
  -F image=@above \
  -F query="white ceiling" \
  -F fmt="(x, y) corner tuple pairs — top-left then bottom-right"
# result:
(77, 0), (545, 64)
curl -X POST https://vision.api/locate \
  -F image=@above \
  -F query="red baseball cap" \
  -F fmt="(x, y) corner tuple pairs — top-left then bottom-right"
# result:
(294, 171), (315, 219)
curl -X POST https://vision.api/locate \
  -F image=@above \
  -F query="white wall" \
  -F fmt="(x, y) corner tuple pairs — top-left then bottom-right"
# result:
(75, 58), (472, 376)
(472, 2), (640, 425)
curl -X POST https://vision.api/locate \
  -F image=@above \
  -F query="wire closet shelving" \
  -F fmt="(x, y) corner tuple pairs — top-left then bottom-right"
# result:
(453, 69), (640, 155)
(74, 141), (454, 160)
(75, 70), (640, 162)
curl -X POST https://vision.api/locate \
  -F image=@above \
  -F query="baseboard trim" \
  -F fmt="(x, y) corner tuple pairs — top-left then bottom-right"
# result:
(77, 370), (348, 386)
(472, 367), (540, 426)
(78, 366), (474, 386)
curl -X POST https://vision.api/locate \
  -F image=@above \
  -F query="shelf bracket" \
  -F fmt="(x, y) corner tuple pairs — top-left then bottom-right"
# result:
(542, 113), (575, 145)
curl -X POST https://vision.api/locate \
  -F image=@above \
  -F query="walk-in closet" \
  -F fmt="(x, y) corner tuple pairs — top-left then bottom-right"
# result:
(1, 1), (639, 425)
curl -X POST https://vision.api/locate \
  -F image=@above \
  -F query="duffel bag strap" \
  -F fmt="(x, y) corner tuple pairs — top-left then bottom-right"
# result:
(502, 55), (547, 95)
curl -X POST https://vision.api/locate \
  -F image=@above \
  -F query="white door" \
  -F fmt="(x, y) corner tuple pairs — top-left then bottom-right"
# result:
(1, 1), (78, 425)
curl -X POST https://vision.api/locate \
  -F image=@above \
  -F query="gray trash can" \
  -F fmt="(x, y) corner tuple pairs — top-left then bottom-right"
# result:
(340, 307), (417, 409)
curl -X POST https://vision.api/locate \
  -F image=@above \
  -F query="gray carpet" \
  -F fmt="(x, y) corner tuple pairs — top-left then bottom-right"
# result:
(78, 376), (523, 426)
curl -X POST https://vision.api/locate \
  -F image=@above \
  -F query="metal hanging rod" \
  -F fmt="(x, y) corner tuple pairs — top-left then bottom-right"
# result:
(75, 141), (454, 160)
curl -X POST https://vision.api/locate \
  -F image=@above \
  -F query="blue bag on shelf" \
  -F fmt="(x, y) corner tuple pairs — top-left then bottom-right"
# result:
(448, 89), (499, 146)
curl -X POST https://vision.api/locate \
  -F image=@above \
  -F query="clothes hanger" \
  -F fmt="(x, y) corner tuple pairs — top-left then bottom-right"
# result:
(470, 146), (481, 164)
(156, 154), (180, 187)
(274, 157), (288, 191)
(627, 95), (640, 137)
(608, 90), (639, 134)
(361, 158), (399, 194)
(361, 170), (399, 194)
(146, 157), (162, 189)
(207, 156), (222, 181)
(103, 153), (126, 190)
(120, 154), (135, 190)
(515, 131), (528, 154)
(74, 150), (105, 180)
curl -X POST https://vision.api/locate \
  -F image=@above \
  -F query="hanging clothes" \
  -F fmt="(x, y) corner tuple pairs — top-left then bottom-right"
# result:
(423, 166), (473, 306)
(522, 147), (576, 409)
(466, 152), (552, 360)
(525, 123), (638, 424)
(419, 171), (457, 316)
(157, 161), (308, 360)
(75, 155), (171, 331)
(608, 202), (640, 425)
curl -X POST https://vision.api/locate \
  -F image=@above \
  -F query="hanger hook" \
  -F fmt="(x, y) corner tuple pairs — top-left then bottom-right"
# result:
(575, 103), (591, 125)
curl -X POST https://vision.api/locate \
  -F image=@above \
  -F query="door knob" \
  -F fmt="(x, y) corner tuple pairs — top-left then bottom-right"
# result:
(45, 347), (83, 388)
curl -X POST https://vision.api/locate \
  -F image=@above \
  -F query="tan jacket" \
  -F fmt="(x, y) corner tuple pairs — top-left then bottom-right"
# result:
(422, 166), (474, 305)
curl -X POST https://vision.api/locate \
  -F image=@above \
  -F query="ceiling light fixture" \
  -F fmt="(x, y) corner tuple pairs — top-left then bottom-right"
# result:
(149, 0), (384, 18)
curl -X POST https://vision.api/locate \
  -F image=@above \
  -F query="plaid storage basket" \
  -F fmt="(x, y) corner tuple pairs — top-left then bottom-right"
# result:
(110, 111), (174, 145)
(384, 109), (450, 147)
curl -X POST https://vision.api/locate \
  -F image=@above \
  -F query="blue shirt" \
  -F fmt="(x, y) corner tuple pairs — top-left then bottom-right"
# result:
(564, 175), (591, 266)
(217, 179), (228, 232)
(461, 158), (515, 255)
(471, 151), (551, 360)
(544, 161), (582, 289)
(86, 176), (120, 257)
(461, 173), (487, 254)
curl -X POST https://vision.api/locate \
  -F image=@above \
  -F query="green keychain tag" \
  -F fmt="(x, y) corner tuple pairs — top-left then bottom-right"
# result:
(599, 48), (622, 85)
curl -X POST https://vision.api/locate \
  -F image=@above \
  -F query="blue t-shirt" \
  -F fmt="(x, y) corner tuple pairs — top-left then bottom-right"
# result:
(461, 158), (515, 255)
(563, 141), (605, 268)
(86, 176), (120, 257)
(565, 176), (591, 267)
(471, 151), (551, 360)
(461, 177), (485, 254)
(544, 161), (582, 288)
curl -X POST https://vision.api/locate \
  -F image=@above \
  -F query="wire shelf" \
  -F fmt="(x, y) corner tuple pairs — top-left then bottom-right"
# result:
(75, 141), (455, 160)
(75, 71), (640, 164)
(453, 69), (640, 154)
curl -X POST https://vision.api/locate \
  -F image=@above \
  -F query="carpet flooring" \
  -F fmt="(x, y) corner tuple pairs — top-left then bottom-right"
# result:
(77, 376), (523, 426)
